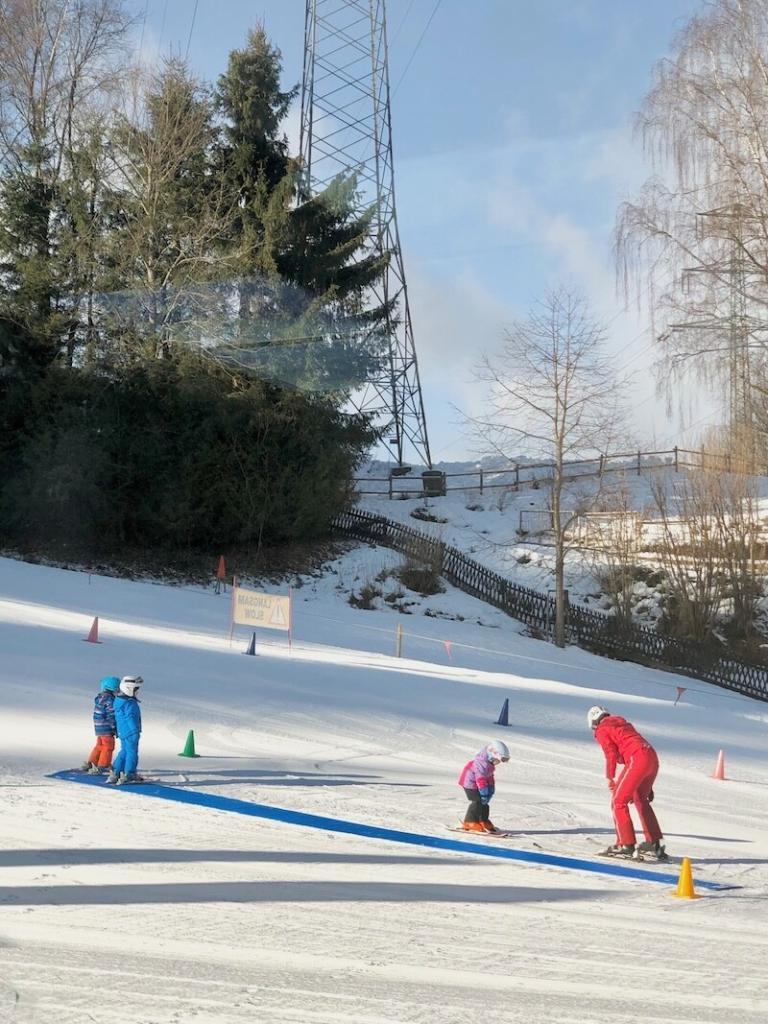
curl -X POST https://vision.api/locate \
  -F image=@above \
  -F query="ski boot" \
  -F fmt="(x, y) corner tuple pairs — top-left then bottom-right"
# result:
(116, 772), (145, 786)
(481, 820), (501, 834)
(87, 764), (106, 775)
(79, 761), (93, 772)
(461, 822), (486, 833)
(104, 770), (119, 784)
(636, 840), (669, 862)
(598, 843), (636, 859)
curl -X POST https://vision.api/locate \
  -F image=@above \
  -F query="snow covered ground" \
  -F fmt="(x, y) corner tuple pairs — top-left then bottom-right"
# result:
(355, 459), (768, 625)
(2, 522), (768, 1023)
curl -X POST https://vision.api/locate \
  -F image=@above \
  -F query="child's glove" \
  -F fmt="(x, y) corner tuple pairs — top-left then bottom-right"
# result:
(478, 787), (491, 804)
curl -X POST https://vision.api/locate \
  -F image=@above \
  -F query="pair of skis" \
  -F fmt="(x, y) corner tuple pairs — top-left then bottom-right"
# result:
(68, 767), (155, 785)
(446, 825), (670, 863)
(446, 825), (514, 839)
(596, 846), (669, 863)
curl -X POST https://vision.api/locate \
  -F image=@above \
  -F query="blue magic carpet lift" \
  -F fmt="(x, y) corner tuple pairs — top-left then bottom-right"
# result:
(49, 771), (736, 892)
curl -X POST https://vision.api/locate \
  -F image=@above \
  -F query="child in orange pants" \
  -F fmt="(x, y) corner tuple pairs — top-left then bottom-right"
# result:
(81, 676), (119, 774)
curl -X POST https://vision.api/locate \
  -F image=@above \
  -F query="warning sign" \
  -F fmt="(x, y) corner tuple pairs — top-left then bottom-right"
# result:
(232, 586), (291, 631)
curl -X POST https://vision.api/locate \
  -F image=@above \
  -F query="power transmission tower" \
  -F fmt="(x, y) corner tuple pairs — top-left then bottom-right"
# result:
(299, 0), (432, 467)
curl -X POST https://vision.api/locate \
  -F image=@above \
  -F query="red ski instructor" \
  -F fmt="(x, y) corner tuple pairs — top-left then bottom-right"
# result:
(587, 705), (666, 859)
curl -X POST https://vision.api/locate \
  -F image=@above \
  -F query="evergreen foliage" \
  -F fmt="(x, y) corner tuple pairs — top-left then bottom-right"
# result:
(0, 5), (381, 561)
(0, 360), (374, 551)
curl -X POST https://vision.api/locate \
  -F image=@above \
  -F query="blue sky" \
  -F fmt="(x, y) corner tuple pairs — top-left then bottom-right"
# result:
(136, 0), (711, 463)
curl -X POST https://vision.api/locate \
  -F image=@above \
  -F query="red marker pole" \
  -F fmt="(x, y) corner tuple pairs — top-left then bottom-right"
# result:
(229, 575), (238, 646)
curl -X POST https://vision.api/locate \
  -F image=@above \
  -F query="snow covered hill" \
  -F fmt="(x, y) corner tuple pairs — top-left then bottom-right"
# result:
(1, 532), (768, 1023)
(356, 458), (768, 627)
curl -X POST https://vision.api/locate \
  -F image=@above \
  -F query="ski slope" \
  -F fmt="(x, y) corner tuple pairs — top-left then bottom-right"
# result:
(1, 552), (768, 1024)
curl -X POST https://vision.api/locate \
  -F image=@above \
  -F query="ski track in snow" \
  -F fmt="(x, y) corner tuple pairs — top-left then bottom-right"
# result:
(1, 546), (768, 1022)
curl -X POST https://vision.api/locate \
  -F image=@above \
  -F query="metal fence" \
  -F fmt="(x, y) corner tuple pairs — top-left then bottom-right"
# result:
(355, 446), (764, 498)
(331, 508), (768, 704)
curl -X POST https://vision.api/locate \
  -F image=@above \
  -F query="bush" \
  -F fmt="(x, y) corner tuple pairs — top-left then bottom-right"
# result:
(397, 562), (444, 596)
(0, 357), (375, 557)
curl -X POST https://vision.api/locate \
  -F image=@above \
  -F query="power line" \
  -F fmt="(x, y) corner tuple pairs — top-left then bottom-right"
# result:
(393, 0), (443, 95)
(185, 0), (199, 59)
(159, 0), (168, 48)
(137, 0), (148, 56)
(390, 0), (418, 45)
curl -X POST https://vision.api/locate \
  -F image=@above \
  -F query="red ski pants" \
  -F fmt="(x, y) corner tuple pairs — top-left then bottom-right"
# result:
(88, 735), (115, 768)
(612, 745), (662, 845)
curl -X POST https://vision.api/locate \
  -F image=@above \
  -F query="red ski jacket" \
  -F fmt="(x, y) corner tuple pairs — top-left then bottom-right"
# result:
(593, 715), (654, 780)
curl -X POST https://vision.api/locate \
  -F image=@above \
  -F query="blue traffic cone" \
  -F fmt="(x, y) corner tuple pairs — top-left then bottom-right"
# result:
(496, 698), (510, 727)
(244, 632), (256, 656)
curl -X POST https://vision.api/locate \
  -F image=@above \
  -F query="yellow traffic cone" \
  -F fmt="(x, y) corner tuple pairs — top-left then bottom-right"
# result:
(673, 857), (700, 899)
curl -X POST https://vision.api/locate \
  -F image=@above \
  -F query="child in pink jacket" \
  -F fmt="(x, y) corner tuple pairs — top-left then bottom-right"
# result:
(458, 740), (510, 833)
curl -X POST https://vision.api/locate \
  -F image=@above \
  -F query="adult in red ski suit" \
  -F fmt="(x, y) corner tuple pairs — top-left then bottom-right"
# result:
(588, 706), (663, 848)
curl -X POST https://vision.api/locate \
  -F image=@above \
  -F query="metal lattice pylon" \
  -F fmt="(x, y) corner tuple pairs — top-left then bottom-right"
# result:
(299, 0), (431, 467)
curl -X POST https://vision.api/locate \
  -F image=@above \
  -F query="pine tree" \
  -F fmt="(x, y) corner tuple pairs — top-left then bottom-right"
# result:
(214, 26), (387, 394)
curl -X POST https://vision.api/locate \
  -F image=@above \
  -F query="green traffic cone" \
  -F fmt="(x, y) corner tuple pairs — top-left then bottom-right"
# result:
(179, 729), (200, 758)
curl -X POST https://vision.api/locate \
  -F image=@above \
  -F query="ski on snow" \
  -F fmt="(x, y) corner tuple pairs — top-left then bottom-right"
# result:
(445, 826), (671, 863)
(445, 825), (516, 839)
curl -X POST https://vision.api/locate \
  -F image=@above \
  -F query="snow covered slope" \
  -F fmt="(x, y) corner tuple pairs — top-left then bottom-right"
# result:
(1, 553), (768, 1023)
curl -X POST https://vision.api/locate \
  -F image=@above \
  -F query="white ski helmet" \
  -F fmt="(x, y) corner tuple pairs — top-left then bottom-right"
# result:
(119, 675), (143, 697)
(486, 740), (510, 763)
(587, 705), (609, 730)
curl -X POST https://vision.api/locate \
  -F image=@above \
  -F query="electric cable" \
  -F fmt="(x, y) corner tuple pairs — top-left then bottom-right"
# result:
(186, 0), (199, 59)
(393, 0), (443, 95)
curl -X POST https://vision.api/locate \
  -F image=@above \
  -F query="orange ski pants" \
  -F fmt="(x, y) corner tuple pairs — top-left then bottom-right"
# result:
(88, 735), (115, 768)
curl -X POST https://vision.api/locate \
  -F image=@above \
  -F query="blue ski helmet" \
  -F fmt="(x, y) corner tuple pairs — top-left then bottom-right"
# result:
(100, 676), (120, 692)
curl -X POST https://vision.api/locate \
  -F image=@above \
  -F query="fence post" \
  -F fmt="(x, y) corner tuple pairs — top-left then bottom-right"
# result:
(518, 509), (523, 533)
(674, 446), (679, 472)
(514, 464), (519, 490)
(637, 451), (641, 476)
(479, 467), (483, 494)
(395, 623), (403, 658)
(598, 454), (604, 476)
(388, 474), (393, 500)
(700, 445), (705, 470)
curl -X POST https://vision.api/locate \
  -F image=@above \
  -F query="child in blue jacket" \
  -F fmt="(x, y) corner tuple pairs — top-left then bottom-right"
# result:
(107, 676), (144, 785)
(81, 676), (119, 774)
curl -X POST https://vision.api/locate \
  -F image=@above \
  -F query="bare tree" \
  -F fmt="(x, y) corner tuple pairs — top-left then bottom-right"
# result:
(0, 0), (129, 177)
(585, 487), (646, 628)
(649, 464), (763, 642)
(617, 0), (768, 438)
(471, 287), (626, 646)
(104, 60), (237, 357)
(0, 0), (130, 364)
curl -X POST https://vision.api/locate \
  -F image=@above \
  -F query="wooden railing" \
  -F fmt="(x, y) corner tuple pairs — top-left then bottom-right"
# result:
(331, 508), (768, 704)
(355, 447), (764, 498)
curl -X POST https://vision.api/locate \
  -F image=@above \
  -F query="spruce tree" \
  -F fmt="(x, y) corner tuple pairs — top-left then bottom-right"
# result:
(215, 26), (387, 394)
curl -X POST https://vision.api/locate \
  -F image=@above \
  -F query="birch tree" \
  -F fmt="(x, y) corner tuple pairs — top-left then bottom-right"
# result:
(617, 0), (768, 438)
(0, 0), (129, 369)
(472, 287), (626, 647)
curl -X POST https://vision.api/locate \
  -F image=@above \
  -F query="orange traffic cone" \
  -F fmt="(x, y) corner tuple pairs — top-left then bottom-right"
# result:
(673, 857), (700, 900)
(83, 616), (101, 644)
(712, 749), (726, 780)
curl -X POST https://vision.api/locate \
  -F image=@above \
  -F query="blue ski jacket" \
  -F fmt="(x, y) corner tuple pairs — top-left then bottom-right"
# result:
(114, 694), (142, 737)
(93, 691), (116, 736)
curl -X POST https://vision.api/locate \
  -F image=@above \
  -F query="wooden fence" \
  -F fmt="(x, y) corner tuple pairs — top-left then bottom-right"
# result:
(355, 446), (764, 498)
(331, 508), (768, 704)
